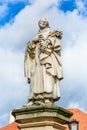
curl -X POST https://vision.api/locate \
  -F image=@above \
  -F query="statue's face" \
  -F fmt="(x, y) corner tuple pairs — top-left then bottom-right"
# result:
(39, 19), (48, 29)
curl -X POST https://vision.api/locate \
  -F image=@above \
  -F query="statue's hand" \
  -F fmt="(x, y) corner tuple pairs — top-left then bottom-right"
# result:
(46, 39), (52, 47)
(27, 42), (36, 52)
(27, 42), (35, 59)
(38, 34), (44, 42)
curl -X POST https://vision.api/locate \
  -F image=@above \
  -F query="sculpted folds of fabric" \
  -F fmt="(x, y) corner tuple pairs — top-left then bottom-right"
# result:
(24, 18), (63, 105)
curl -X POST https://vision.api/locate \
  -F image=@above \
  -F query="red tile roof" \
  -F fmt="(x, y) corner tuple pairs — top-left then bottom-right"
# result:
(65, 108), (87, 130)
(0, 108), (87, 130)
(0, 122), (18, 130)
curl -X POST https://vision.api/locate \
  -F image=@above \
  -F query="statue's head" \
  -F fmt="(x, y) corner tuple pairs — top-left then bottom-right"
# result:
(38, 18), (50, 30)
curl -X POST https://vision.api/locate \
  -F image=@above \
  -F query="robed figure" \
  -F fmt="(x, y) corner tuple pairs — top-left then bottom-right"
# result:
(24, 18), (63, 105)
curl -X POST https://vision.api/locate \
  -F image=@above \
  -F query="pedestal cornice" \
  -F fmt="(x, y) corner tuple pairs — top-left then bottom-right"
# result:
(12, 104), (73, 124)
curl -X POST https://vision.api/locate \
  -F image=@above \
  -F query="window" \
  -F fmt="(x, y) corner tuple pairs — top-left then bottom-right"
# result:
(68, 119), (79, 130)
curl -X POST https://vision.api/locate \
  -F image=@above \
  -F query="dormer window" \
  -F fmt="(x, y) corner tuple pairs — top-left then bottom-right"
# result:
(68, 119), (79, 130)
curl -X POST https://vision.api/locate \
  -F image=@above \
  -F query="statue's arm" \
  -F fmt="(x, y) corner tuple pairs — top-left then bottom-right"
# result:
(24, 44), (28, 77)
(54, 40), (62, 52)
(24, 43), (31, 83)
(46, 36), (62, 53)
(50, 30), (63, 53)
(25, 41), (36, 59)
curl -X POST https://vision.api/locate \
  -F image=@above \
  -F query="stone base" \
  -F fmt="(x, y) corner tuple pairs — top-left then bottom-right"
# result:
(12, 104), (73, 130)
(18, 121), (66, 130)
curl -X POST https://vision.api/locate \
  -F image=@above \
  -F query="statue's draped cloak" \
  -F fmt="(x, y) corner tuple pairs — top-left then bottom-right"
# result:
(24, 28), (63, 100)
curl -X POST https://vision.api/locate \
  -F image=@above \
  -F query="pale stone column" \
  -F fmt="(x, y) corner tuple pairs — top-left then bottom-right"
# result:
(12, 105), (73, 130)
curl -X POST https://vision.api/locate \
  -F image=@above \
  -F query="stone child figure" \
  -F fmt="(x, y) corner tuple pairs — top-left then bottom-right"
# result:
(24, 18), (63, 105)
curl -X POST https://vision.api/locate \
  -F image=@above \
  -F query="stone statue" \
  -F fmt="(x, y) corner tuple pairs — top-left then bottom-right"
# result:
(24, 18), (63, 105)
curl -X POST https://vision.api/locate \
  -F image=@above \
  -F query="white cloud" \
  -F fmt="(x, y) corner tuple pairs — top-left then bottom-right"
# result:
(0, 0), (28, 4)
(0, 0), (87, 127)
(0, 0), (61, 49)
(67, 102), (87, 112)
(68, 102), (80, 109)
(75, 0), (87, 15)
(0, 48), (29, 127)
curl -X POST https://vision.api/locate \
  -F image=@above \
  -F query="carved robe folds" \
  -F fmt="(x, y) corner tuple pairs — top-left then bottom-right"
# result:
(24, 28), (63, 102)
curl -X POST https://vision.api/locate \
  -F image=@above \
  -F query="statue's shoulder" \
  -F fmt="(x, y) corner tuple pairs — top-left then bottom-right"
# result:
(25, 42), (30, 53)
(49, 29), (63, 39)
(26, 41), (30, 48)
(26, 41), (30, 45)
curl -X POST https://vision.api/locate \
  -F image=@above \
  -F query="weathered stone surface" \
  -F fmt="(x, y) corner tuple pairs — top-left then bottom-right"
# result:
(24, 18), (63, 105)
(18, 121), (66, 130)
(12, 19), (73, 130)
(12, 104), (73, 123)
(12, 104), (73, 130)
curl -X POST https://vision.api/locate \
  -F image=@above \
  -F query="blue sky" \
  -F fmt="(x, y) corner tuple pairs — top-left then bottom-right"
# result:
(0, 1), (29, 26)
(0, 0), (87, 128)
(1, 0), (87, 26)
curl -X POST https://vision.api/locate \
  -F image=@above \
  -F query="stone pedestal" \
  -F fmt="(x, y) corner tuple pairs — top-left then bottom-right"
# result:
(12, 105), (73, 130)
